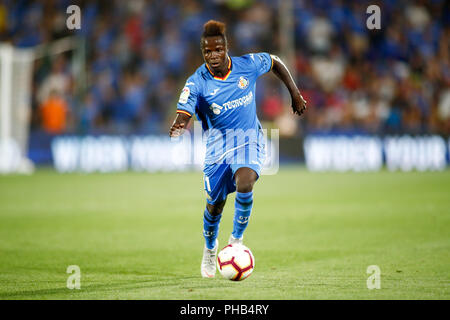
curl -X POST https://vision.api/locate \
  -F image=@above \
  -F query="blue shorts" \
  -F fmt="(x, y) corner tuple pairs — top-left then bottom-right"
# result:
(203, 142), (265, 205)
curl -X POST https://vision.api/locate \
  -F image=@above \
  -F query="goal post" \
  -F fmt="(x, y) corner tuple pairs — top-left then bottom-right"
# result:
(0, 43), (35, 174)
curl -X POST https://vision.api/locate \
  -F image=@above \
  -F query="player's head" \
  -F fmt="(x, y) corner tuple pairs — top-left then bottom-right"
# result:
(201, 20), (229, 73)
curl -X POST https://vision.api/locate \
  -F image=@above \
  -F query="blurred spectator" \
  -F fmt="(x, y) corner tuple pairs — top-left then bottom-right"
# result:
(39, 90), (69, 134)
(438, 90), (450, 125)
(311, 45), (345, 92)
(37, 55), (71, 105)
(0, 2), (7, 34)
(261, 92), (283, 121)
(113, 70), (147, 133)
(307, 12), (334, 54)
(1, 0), (449, 136)
(79, 92), (101, 133)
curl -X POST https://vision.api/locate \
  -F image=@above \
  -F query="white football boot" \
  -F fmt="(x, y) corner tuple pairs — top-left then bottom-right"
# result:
(201, 239), (218, 278)
(228, 234), (243, 245)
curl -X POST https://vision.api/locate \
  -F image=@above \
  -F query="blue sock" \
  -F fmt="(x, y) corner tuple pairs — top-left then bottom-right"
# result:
(203, 208), (222, 249)
(232, 191), (253, 239)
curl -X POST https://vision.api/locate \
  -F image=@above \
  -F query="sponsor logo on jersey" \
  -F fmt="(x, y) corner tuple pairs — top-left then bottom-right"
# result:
(210, 103), (223, 115)
(223, 91), (253, 111)
(209, 91), (253, 115)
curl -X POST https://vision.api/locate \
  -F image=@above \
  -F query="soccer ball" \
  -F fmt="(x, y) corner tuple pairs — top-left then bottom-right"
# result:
(217, 244), (255, 281)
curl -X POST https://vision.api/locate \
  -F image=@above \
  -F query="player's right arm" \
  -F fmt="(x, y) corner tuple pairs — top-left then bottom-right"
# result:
(169, 112), (191, 137)
(169, 77), (198, 137)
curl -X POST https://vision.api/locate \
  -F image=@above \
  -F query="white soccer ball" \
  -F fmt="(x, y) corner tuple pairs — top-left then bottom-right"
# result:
(217, 244), (255, 281)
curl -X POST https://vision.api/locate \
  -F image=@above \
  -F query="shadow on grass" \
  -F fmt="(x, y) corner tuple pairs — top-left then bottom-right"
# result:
(0, 276), (223, 299)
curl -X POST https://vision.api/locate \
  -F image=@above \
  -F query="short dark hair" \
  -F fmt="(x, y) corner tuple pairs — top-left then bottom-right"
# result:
(201, 20), (227, 48)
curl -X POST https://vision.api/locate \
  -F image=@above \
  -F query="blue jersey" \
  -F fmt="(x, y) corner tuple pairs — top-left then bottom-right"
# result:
(177, 52), (273, 165)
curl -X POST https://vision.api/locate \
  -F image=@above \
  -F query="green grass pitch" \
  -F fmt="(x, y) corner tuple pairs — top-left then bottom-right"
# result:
(0, 167), (449, 299)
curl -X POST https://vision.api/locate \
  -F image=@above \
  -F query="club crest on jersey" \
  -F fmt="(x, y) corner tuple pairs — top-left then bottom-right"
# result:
(237, 76), (249, 89)
(210, 103), (223, 115)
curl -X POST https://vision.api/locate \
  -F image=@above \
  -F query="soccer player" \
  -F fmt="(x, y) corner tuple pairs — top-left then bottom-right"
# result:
(169, 20), (306, 278)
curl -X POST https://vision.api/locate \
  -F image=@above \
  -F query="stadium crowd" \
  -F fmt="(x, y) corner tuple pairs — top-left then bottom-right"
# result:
(1, 0), (449, 136)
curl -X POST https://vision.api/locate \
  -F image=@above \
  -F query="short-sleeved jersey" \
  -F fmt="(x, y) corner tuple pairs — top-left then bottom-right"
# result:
(177, 52), (273, 164)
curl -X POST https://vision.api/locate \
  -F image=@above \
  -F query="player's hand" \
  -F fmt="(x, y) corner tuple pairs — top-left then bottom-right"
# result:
(292, 92), (307, 116)
(169, 122), (185, 138)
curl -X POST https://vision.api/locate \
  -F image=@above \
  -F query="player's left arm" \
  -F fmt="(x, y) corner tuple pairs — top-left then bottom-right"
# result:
(270, 55), (307, 116)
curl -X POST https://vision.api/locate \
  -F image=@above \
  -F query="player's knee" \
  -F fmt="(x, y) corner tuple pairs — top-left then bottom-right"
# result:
(236, 181), (254, 193)
(207, 202), (225, 216)
(235, 168), (257, 193)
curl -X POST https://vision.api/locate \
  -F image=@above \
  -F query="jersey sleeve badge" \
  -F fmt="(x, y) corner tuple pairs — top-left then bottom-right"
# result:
(179, 87), (190, 104)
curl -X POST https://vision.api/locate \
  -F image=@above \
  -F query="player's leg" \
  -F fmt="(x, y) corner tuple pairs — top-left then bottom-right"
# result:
(229, 166), (258, 244)
(203, 200), (226, 250)
(229, 133), (265, 245)
(201, 164), (233, 278)
(201, 199), (226, 278)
